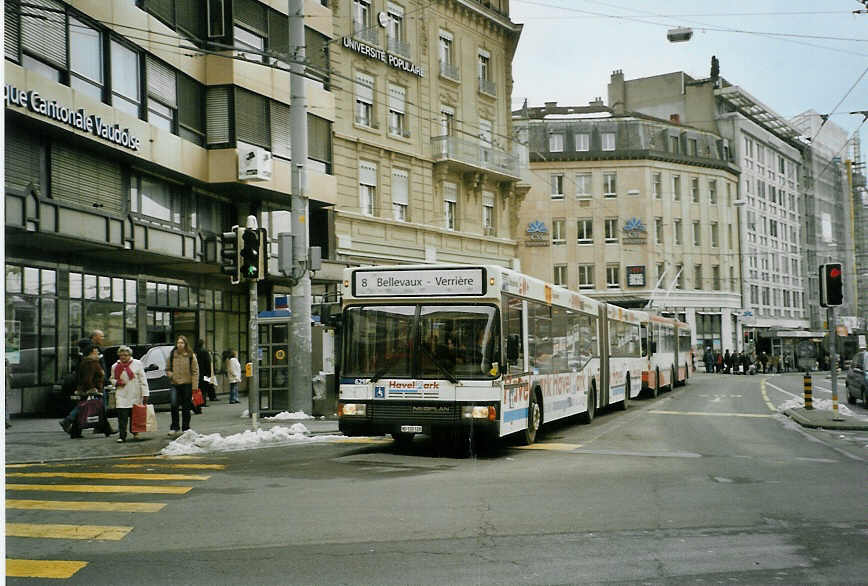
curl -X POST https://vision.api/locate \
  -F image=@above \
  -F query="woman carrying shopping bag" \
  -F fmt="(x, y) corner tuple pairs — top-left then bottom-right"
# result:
(110, 345), (149, 443)
(166, 335), (199, 436)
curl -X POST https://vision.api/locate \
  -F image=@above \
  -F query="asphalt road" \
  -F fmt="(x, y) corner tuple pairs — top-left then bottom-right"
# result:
(6, 373), (867, 585)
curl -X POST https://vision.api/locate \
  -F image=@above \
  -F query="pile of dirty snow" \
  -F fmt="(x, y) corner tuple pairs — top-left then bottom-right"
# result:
(160, 425), (344, 456)
(263, 411), (314, 421)
(778, 397), (861, 418)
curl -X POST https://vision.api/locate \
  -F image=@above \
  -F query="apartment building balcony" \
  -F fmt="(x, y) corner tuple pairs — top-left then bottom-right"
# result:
(354, 27), (378, 46)
(439, 60), (460, 82)
(479, 78), (496, 97)
(431, 135), (520, 181)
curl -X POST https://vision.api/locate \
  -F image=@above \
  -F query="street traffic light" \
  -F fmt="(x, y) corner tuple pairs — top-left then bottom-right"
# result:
(221, 226), (241, 284)
(819, 263), (843, 307)
(240, 227), (267, 281)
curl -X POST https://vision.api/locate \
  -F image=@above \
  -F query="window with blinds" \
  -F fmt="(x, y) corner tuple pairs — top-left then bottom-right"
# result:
(305, 27), (330, 86)
(268, 9), (288, 63)
(5, 1), (20, 62)
(388, 84), (406, 137)
(355, 72), (374, 126)
(307, 114), (331, 168)
(206, 86), (232, 145)
(4, 128), (44, 195)
(178, 74), (205, 145)
(235, 87), (270, 148)
(21, 0), (66, 69)
(270, 102), (291, 160)
(51, 142), (123, 216)
(391, 168), (409, 222)
(146, 56), (178, 133)
(234, 0), (267, 34)
(359, 161), (377, 216)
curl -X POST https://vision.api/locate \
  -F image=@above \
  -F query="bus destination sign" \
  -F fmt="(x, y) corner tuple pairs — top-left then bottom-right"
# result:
(353, 268), (485, 297)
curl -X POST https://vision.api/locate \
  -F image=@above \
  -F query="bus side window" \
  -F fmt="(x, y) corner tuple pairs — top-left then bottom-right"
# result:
(641, 325), (648, 357)
(504, 296), (524, 373)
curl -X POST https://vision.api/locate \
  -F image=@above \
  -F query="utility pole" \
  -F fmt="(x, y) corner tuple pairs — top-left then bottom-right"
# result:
(288, 0), (312, 414)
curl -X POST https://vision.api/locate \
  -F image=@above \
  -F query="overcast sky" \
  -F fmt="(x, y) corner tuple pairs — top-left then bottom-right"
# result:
(510, 0), (868, 156)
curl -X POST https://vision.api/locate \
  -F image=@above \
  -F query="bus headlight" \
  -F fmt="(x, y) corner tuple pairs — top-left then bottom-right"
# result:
(339, 403), (366, 416)
(462, 406), (495, 420)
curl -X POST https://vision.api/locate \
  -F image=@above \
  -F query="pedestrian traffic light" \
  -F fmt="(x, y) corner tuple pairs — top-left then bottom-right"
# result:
(240, 227), (267, 281)
(819, 263), (843, 307)
(221, 226), (241, 284)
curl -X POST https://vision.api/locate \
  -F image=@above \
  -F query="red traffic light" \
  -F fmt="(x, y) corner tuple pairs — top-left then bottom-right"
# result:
(829, 267), (841, 279)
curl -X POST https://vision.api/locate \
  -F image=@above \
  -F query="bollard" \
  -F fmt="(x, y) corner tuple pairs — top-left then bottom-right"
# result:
(803, 372), (813, 410)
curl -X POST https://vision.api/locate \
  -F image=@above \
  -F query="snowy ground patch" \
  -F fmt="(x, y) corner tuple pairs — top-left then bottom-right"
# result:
(161, 425), (346, 456)
(263, 411), (314, 421)
(778, 397), (865, 419)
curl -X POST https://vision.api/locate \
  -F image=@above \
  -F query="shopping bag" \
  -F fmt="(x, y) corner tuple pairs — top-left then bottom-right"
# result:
(131, 404), (148, 433)
(145, 404), (158, 432)
(76, 398), (104, 430)
(192, 388), (205, 407)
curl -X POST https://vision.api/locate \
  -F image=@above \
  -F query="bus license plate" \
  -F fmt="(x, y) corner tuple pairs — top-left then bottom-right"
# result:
(400, 425), (423, 433)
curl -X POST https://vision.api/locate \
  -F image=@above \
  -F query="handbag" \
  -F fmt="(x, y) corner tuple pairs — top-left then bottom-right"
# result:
(145, 404), (158, 432)
(131, 404), (148, 433)
(76, 397), (105, 430)
(192, 387), (205, 407)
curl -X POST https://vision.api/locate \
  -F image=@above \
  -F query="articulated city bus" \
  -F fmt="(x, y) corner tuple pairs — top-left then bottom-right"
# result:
(642, 315), (693, 397)
(337, 264), (669, 445)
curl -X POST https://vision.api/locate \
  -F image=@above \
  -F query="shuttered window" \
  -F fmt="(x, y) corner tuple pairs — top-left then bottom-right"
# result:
(391, 168), (409, 215)
(307, 114), (331, 166)
(4, 128), (43, 195)
(51, 143), (123, 216)
(235, 88), (270, 148)
(271, 101), (291, 159)
(388, 85), (406, 114)
(147, 57), (178, 108)
(21, 0), (67, 68)
(355, 72), (374, 104)
(305, 27), (329, 83)
(234, 0), (267, 34)
(178, 74), (205, 145)
(268, 9), (288, 62)
(206, 86), (232, 145)
(5, 1), (20, 62)
(176, 0), (204, 40)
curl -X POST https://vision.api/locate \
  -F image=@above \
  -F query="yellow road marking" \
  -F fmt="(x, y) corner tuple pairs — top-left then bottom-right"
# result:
(7, 559), (88, 579)
(113, 463), (225, 470)
(514, 443), (582, 451)
(8, 471), (210, 481)
(120, 455), (205, 461)
(7, 483), (192, 494)
(6, 499), (166, 513)
(7, 523), (132, 541)
(649, 410), (775, 419)
(332, 437), (392, 444)
(760, 378), (777, 412)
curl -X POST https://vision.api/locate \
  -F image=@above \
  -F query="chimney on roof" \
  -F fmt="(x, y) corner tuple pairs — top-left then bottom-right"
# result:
(608, 69), (626, 115)
(670, 113), (681, 124)
(544, 101), (558, 110)
(590, 97), (604, 107)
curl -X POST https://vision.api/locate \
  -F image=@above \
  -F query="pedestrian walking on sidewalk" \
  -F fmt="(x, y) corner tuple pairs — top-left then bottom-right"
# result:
(166, 335), (199, 435)
(226, 349), (241, 404)
(61, 343), (111, 438)
(194, 339), (214, 407)
(110, 345), (149, 443)
(703, 347), (713, 373)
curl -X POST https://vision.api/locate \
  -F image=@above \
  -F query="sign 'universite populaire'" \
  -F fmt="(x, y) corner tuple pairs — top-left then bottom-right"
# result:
(342, 37), (425, 77)
(353, 268), (484, 297)
(4, 84), (142, 151)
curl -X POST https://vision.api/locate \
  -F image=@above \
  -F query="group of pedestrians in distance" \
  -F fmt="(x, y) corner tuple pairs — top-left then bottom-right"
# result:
(703, 347), (795, 376)
(60, 329), (243, 441)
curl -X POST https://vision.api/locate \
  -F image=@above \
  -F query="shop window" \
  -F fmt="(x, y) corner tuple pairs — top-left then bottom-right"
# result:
(5, 264), (58, 386)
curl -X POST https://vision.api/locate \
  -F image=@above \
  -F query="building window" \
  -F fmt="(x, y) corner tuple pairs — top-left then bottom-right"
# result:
(711, 222), (719, 247)
(359, 161), (377, 216)
(655, 217), (663, 244)
(477, 49), (494, 94)
(352, 0), (372, 38)
(603, 172), (617, 198)
(482, 191), (495, 234)
(355, 72), (374, 127)
(385, 2), (406, 56)
(553, 265), (567, 286)
(653, 173), (662, 199)
(675, 265), (684, 289)
(670, 135), (680, 154)
(690, 177), (699, 203)
(130, 174), (185, 229)
(69, 17), (103, 100)
(550, 173), (564, 199)
(388, 84), (407, 137)
(575, 173), (591, 198)
(146, 56), (177, 133)
(178, 74), (205, 146)
(672, 175), (681, 200)
(694, 265), (703, 289)
(692, 221), (701, 246)
(110, 40), (141, 117)
(438, 30), (456, 78)
(577, 219), (593, 244)
(687, 138), (697, 156)
(730, 266), (736, 292)
(674, 219), (682, 245)
(606, 265), (620, 288)
(761, 287), (770, 306)
(604, 218), (618, 243)
(392, 168), (409, 221)
(601, 132), (616, 151)
(709, 180), (717, 204)
(549, 133), (564, 152)
(234, 24), (265, 63)
(712, 266), (721, 290)
(750, 285), (759, 304)
(656, 263), (665, 286)
(578, 264), (594, 289)
(575, 133), (589, 151)
(444, 182), (457, 230)
(552, 219), (565, 245)
(479, 119), (493, 163)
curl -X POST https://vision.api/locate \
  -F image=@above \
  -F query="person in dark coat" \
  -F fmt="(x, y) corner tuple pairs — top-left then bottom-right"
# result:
(194, 339), (214, 409)
(715, 351), (723, 374)
(723, 349), (731, 374)
(703, 348), (714, 373)
(60, 343), (112, 438)
(742, 352), (752, 374)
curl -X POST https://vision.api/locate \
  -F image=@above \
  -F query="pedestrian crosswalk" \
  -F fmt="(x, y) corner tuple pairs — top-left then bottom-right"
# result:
(5, 455), (225, 580)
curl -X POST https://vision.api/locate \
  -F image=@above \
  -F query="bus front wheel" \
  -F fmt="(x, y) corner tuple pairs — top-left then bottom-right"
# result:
(581, 384), (596, 424)
(522, 390), (542, 445)
(617, 377), (630, 411)
(670, 366), (676, 391)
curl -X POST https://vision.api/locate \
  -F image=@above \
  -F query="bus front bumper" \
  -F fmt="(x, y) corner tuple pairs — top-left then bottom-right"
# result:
(338, 401), (500, 437)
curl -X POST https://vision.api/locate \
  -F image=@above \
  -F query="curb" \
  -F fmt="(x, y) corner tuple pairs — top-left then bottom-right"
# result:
(783, 408), (868, 431)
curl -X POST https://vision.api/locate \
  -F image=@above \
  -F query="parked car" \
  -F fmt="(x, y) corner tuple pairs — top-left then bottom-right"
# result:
(140, 345), (176, 406)
(845, 350), (868, 406)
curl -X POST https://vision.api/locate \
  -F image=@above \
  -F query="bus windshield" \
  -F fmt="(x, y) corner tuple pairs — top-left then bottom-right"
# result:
(343, 304), (500, 380)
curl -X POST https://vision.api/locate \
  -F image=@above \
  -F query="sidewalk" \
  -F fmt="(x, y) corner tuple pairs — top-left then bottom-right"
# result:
(4, 397), (340, 464)
(783, 407), (868, 431)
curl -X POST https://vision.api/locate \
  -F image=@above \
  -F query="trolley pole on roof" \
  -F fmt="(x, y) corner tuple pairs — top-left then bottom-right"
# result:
(288, 0), (313, 414)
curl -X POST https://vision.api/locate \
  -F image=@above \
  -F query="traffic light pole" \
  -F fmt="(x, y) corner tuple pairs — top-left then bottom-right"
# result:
(288, 0), (312, 414)
(248, 279), (259, 427)
(828, 307), (843, 421)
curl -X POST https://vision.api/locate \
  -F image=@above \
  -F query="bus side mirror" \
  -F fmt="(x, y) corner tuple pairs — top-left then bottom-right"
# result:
(506, 335), (520, 363)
